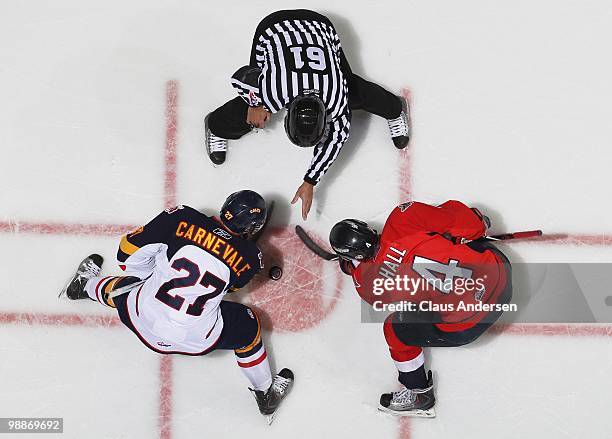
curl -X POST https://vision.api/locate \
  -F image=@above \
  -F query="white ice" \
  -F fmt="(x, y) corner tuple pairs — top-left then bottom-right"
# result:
(1, 1), (612, 438)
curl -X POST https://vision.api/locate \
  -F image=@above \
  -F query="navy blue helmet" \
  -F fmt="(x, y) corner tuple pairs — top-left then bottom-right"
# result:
(220, 190), (267, 237)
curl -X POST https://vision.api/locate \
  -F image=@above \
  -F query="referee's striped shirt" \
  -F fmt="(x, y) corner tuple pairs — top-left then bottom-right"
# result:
(231, 16), (350, 185)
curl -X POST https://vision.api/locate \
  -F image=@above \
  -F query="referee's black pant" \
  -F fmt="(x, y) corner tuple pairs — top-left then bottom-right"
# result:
(207, 9), (403, 140)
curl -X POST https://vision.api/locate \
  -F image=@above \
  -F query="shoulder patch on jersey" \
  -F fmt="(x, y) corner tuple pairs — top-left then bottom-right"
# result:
(213, 228), (233, 240)
(165, 205), (184, 214)
(398, 201), (413, 212)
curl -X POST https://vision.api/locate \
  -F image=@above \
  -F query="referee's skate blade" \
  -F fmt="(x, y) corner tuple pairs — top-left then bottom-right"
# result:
(377, 404), (436, 418)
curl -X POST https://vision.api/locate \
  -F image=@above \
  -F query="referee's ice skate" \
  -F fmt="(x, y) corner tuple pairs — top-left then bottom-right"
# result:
(387, 96), (410, 149)
(205, 114), (228, 165)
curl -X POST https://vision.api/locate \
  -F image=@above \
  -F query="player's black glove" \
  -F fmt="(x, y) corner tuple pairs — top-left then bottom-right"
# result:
(471, 207), (491, 230)
(440, 208), (490, 245)
(338, 258), (354, 276)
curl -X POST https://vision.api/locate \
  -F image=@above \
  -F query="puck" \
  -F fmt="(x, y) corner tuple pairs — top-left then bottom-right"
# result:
(269, 266), (283, 281)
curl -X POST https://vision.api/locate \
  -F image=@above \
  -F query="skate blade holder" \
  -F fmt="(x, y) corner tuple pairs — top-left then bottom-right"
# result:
(377, 405), (436, 418)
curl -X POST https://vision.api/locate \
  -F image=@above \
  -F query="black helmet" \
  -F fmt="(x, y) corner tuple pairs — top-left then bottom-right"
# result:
(284, 95), (326, 147)
(329, 219), (379, 260)
(220, 190), (267, 237)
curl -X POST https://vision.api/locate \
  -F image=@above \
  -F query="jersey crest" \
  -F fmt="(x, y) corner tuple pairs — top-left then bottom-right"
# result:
(165, 205), (184, 214)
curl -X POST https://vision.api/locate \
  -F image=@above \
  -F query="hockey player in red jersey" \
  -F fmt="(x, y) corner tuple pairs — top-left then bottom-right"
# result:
(61, 190), (293, 423)
(329, 200), (512, 417)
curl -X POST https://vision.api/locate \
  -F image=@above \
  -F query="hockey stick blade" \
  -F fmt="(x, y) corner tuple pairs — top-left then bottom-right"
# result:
(295, 225), (338, 261)
(485, 229), (543, 241)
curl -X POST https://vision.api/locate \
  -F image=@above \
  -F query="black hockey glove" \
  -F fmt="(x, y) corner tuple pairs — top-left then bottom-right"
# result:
(338, 258), (355, 276)
(471, 207), (491, 230)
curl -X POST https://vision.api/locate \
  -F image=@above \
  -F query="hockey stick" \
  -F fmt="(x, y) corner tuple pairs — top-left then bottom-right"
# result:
(295, 225), (338, 261)
(481, 230), (543, 241)
(108, 279), (147, 299)
(296, 225), (543, 261)
(457, 229), (543, 244)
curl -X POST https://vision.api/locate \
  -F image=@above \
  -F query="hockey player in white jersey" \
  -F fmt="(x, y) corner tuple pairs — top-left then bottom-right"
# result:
(61, 190), (293, 422)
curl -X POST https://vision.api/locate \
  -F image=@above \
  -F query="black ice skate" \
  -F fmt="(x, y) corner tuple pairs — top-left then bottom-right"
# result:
(378, 371), (436, 418)
(250, 368), (294, 424)
(387, 96), (410, 149)
(205, 114), (228, 165)
(59, 254), (103, 300)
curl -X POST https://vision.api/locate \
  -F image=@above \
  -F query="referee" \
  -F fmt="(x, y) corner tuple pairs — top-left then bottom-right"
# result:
(205, 9), (410, 220)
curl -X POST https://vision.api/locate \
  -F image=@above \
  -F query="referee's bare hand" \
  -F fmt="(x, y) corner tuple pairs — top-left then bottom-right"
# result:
(291, 181), (314, 220)
(247, 106), (271, 128)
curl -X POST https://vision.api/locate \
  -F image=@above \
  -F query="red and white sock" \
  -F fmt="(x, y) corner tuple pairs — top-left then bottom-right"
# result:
(384, 315), (428, 389)
(235, 342), (272, 391)
(85, 276), (114, 306)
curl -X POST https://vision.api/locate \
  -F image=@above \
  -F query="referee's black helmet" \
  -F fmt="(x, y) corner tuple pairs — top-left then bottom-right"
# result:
(284, 95), (326, 147)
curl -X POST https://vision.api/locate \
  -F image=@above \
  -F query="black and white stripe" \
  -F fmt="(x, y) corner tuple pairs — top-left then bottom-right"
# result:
(235, 16), (350, 184)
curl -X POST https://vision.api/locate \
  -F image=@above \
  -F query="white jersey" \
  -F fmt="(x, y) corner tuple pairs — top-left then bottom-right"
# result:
(115, 206), (262, 354)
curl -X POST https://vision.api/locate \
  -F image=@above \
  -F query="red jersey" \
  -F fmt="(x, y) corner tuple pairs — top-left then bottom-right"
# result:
(351, 201), (510, 330)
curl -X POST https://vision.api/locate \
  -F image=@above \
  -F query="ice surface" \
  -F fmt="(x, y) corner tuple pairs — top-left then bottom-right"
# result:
(1, 0), (611, 438)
